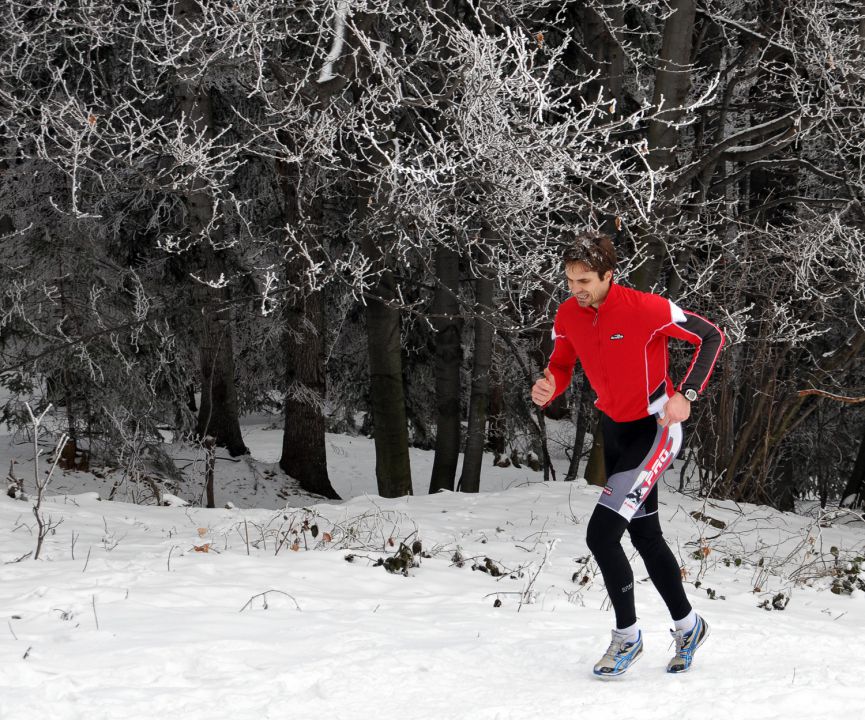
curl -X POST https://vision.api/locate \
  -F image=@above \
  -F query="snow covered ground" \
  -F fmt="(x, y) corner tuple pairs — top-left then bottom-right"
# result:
(2, 418), (864, 720)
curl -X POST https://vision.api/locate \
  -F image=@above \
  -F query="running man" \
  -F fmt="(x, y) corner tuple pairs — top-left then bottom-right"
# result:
(531, 231), (724, 677)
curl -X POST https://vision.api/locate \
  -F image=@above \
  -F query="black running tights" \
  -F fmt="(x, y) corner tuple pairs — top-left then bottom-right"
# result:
(586, 505), (691, 629)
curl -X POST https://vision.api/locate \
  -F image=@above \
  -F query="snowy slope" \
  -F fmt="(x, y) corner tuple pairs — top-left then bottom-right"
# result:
(1, 422), (864, 720)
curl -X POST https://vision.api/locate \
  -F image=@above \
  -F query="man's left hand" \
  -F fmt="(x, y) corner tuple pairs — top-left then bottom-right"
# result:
(659, 391), (691, 426)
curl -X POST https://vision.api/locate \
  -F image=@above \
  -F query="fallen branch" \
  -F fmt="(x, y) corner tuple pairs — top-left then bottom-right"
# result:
(797, 389), (865, 404)
(239, 590), (302, 613)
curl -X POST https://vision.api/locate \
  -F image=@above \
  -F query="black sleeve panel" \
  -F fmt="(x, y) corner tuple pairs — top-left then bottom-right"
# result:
(675, 312), (725, 394)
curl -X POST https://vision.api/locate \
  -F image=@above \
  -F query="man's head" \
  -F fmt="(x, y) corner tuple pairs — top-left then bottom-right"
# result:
(561, 231), (616, 308)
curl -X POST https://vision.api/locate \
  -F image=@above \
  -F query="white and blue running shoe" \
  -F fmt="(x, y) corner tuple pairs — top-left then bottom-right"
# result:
(593, 630), (643, 678)
(667, 615), (709, 673)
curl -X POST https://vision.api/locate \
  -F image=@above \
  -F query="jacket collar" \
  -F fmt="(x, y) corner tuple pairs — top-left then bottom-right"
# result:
(575, 279), (621, 315)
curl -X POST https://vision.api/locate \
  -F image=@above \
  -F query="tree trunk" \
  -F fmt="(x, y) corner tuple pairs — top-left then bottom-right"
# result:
(772, 455), (796, 512)
(459, 271), (494, 493)
(343, 11), (413, 498)
(632, 0), (697, 292)
(583, 1), (626, 103)
(195, 289), (247, 456)
(429, 246), (463, 493)
(585, 415), (606, 487)
(488, 371), (506, 465)
(533, 289), (568, 420)
(646, 0), (698, 168)
(365, 272), (413, 497)
(175, 0), (246, 456)
(280, 294), (340, 499)
(565, 374), (592, 482)
(275, 120), (339, 498)
(841, 421), (865, 508)
(355, 170), (413, 496)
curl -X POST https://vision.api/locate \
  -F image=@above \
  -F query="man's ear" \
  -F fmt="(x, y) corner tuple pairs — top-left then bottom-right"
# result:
(603, 270), (613, 284)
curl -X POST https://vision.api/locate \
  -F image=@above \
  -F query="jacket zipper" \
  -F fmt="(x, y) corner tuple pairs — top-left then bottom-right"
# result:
(593, 307), (610, 403)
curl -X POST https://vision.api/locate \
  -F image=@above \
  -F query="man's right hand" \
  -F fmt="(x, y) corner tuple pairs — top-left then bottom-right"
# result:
(531, 368), (556, 407)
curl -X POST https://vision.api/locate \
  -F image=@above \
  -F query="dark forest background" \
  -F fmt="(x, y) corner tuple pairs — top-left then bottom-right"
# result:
(1, 0), (864, 510)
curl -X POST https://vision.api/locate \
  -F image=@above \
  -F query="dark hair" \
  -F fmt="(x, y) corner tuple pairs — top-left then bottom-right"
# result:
(561, 230), (617, 280)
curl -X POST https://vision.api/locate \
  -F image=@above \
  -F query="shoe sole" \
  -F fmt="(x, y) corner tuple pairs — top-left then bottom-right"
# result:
(593, 647), (644, 679)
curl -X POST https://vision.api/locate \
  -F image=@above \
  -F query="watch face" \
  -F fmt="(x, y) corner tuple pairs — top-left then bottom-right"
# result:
(685, 389), (698, 402)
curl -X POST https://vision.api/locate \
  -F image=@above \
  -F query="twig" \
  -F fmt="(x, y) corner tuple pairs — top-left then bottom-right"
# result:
(567, 485), (580, 525)
(82, 546), (91, 573)
(91, 594), (100, 630)
(519, 539), (558, 611)
(8, 621), (18, 640)
(797, 389), (865, 404)
(24, 402), (68, 561)
(204, 436), (216, 508)
(273, 516), (292, 556)
(239, 590), (302, 613)
(483, 591), (523, 600)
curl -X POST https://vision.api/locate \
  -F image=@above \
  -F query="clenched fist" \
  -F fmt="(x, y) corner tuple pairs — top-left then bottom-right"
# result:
(657, 391), (691, 426)
(531, 368), (556, 407)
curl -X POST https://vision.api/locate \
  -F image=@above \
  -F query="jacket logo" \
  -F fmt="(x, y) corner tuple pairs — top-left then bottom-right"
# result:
(610, 333), (624, 341)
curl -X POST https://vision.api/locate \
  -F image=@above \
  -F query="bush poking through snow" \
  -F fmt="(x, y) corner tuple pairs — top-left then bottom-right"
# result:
(6, 460), (25, 500)
(376, 542), (421, 576)
(759, 593), (790, 611)
(830, 556), (865, 595)
(473, 557), (503, 577)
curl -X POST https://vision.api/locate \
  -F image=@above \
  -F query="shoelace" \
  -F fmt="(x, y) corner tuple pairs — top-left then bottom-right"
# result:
(670, 629), (690, 657)
(607, 632), (634, 657)
(674, 627), (703, 663)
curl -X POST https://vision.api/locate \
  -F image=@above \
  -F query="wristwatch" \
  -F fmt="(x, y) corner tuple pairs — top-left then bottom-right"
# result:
(683, 388), (698, 402)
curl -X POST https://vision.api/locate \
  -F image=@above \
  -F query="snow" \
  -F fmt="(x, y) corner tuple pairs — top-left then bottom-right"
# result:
(2, 418), (864, 720)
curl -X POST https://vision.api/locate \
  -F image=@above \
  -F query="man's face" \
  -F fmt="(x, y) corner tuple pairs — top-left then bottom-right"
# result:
(565, 262), (612, 308)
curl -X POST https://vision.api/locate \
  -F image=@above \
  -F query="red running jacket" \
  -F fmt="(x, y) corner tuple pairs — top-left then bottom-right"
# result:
(546, 282), (725, 422)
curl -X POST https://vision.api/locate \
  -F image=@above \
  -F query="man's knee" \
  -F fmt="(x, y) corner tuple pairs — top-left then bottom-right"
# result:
(586, 515), (604, 556)
(586, 507), (626, 557)
(628, 520), (665, 558)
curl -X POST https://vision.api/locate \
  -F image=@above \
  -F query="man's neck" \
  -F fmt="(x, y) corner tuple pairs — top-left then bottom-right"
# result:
(591, 280), (613, 309)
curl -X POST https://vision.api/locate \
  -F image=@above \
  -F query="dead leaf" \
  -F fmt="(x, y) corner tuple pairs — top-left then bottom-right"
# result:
(193, 543), (211, 553)
(387, 537), (395, 547)
(615, 216), (622, 231)
(197, 527), (208, 537)
(322, 532), (333, 543)
(536, 32), (544, 47)
(290, 541), (300, 552)
(689, 510), (727, 529)
(87, 114), (97, 126)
